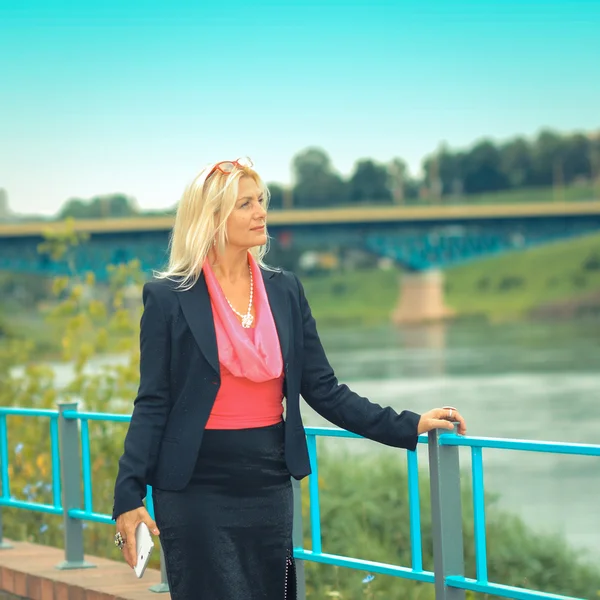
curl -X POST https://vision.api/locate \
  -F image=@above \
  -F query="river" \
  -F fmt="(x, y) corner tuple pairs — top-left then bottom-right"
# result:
(302, 317), (600, 561)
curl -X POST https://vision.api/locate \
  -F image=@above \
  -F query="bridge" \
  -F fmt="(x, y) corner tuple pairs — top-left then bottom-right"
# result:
(1, 201), (600, 322)
(0, 403), (597, 599)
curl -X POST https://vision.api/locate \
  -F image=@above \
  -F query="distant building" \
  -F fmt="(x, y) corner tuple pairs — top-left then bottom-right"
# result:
(0, 189), (10, 220)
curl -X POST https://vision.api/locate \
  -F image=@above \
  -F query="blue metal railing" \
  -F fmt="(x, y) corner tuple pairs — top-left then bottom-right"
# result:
(0, 408), (62, 515)
(436, 434), (600, 600)
(0, 404), (597, 600)
(297, 426), (434, 584)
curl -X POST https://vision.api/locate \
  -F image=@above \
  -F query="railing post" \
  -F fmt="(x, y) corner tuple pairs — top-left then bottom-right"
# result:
(0, 412), (13, 549)
(147, 485), (169, 593)
(0, 507), (13, 549)
(56, 401), (95, 570)
(292, 478), (306, 600)
(149, 545), (170, 593)
(428, 426), (465, 600)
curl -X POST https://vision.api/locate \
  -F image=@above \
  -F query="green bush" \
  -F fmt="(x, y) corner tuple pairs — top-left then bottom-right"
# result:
(299, 448), (599, 599)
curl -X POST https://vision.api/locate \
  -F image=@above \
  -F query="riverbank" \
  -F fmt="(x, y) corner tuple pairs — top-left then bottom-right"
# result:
(2, 232), (599, 358)
(302, 231), (600, 325)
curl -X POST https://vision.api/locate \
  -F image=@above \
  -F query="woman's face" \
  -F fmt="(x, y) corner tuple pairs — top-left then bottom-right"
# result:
(225, 176), (268, 250)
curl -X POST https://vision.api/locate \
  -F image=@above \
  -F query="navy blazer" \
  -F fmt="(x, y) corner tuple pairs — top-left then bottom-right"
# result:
(112, 268), (421, 520)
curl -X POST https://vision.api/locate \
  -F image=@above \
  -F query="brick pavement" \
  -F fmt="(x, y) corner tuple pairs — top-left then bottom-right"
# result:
(0, 540), (169, 600)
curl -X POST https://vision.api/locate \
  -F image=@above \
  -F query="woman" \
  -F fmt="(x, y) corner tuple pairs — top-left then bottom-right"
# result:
(112, 157), (467, 599)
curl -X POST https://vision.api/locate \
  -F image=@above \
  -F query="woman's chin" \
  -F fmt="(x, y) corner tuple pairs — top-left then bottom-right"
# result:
(252, 233), (268, 246)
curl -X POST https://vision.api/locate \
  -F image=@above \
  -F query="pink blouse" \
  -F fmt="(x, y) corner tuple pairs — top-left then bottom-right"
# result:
(203, 254), (285, 430)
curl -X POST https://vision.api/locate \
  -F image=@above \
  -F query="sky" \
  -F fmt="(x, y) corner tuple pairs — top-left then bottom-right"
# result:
(1, 0), (599, 216)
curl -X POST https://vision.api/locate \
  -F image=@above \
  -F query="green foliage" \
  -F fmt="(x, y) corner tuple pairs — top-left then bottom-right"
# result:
(283, 130), (600, 209)
(58, 195), (138, 220)
(300, 448), (600, 599)
(421, 130), (600, 198)
(297, 232), (600, 325)
(301, 268), (400, 326)
(445, 232), (600, 321)
(0, 220), (148, 564)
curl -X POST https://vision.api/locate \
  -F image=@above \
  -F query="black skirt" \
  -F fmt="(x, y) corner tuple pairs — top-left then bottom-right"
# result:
(152, 421), (296, 600)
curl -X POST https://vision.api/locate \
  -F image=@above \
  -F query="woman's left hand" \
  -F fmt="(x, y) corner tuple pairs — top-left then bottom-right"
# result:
(417, 406), (467, 436)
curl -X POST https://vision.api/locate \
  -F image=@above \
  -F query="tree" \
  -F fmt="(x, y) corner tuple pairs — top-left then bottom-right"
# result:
(292, 148), (348, 208)
(531, 129), (566, 187)
(58, 194), (139, 220)
(462, 140), (509, 194)
(562, 133), (592, 184)
(348, 159), (392, 204)
(57, 198), (89, 220)
(388, 158), (408, 203)
(266, 183), (285, 210)
(500, 137), (533, 189)
(422, 143), (468, 199)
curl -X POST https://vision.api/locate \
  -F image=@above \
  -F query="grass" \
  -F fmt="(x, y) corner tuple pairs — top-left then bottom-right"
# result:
(349, 183), (600, 207)
(445, 231), (600, 320)
(301, 269), (400, 326)
(440, 183), (599, 205)
(301, 232), (600, 325)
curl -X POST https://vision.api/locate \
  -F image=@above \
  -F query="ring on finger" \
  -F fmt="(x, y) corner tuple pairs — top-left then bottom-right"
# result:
(442, 405), (457, 419)
(114, 531), (126, 550)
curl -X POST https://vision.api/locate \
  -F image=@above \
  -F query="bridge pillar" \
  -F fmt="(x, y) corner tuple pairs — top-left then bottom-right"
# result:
(392, 269), (455, 324)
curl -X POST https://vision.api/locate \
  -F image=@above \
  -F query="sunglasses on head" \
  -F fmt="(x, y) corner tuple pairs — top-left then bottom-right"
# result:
(206, 156), (253, 179)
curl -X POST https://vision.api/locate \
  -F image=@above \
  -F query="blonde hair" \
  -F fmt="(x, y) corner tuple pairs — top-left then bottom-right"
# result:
(154, 161), (273, 290)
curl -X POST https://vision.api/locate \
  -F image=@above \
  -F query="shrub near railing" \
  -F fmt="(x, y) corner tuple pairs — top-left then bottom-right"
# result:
(301, 444), (600, 600)
(0, 223), (147, 563)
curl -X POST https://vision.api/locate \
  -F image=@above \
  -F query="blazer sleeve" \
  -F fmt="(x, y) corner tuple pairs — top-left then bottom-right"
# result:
(112, 282), (172, 520)
(294, 274), (421, 451)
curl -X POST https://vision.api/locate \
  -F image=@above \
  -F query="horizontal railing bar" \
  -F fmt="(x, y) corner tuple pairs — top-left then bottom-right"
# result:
(6, 410), (599, 459)
(304, 426), (430, 444)
(0, 498), (62, 514)
(440, 434), (600, 456)
(62, 410), (132, 422)
(303, 426), (362, 438)
(446, 576), (581, 600)
(68, 509), (114, 524)
(294, 549), (435, 583)
(0, 407), (58, 417)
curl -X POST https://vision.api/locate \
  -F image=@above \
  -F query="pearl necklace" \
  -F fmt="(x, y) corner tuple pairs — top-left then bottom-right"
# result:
(224, 266), (254, 328)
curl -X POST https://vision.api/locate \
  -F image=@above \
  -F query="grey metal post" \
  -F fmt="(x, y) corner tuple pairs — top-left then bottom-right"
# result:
(0, 507), (13, 549)
(292, 478), (306, 600)
(428, 426), (465, 600)
(56, 401), (95, 570)
(0, 413), (13, 549)
(149, 545), (170, 593)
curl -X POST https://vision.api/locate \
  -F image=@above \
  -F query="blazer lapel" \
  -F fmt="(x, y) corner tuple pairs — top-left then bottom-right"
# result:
(177, 274), (220, 376)
(177, 269), (290, 376)
(262, 269), (290, 369)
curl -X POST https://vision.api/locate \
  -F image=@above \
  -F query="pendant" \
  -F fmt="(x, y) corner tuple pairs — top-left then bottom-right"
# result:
(241, 314), (254, 328)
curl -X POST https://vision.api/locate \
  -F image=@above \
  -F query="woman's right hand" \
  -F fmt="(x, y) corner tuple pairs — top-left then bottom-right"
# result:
(115, 506), (160, 568)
